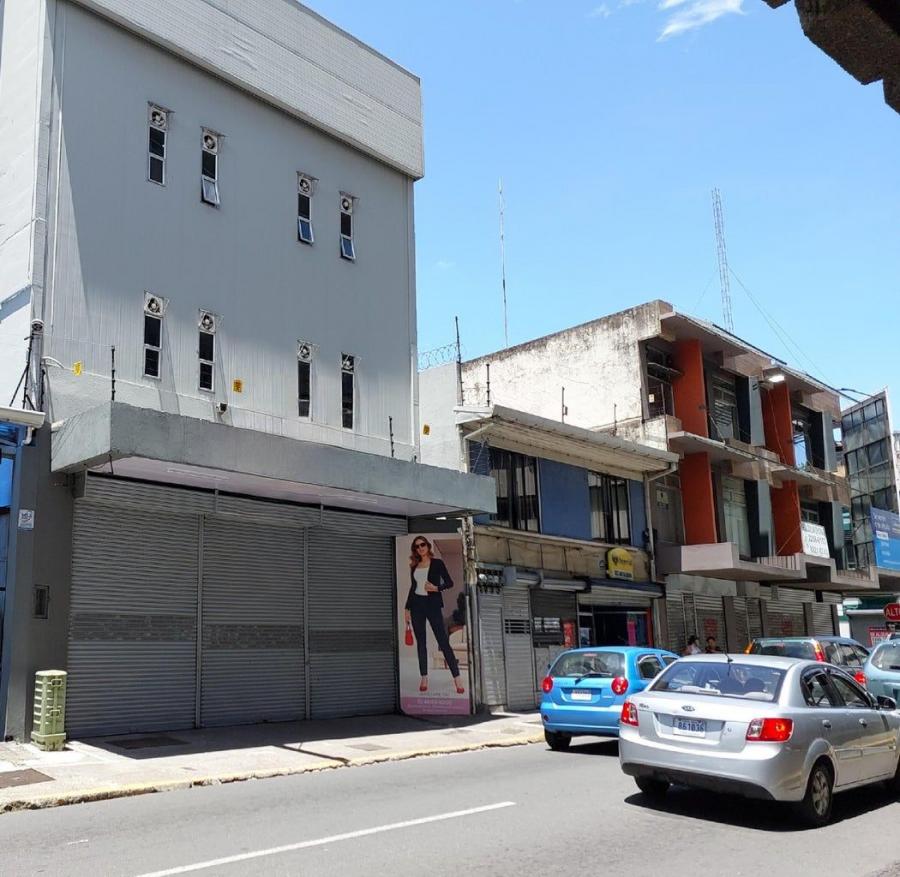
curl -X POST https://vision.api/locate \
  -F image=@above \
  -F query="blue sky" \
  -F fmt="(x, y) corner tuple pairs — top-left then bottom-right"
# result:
(307, 1), (900, 409)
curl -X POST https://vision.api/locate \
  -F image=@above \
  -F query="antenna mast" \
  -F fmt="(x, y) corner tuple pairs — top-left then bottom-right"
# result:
(711, 187), (734, 333)
(499, 179), (509, 347)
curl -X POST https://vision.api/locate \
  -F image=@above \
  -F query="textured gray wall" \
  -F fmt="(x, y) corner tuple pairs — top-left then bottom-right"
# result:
(43, 2), (418, 459)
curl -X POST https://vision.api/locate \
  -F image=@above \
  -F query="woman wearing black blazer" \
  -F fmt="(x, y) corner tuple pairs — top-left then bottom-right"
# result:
(404, 536), (464, 694)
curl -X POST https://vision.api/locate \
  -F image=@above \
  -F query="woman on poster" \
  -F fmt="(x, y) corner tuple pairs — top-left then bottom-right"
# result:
(404, 536), (465, 694)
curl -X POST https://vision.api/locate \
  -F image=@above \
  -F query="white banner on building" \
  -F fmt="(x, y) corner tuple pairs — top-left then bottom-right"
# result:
(801, 521), (831, 558)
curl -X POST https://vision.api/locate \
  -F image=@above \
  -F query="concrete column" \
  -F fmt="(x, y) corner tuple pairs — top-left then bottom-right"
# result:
(772, 481), (802, 556)
(672, 339), (708, 437)
(762, 382), (795, 466)
(680, 453), (717, 545)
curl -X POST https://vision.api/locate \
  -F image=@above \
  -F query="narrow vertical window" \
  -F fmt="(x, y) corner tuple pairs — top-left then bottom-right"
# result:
(340, 193), (355, 260)
(201, 129), (220, 206)
(341, 354), (355, 429)
(298, 341), (313, 418)
(198, 311), (217, 391)
(143, 293), (166, 378)
(148, 105), (168, 185)
(297, 175), (315, 244)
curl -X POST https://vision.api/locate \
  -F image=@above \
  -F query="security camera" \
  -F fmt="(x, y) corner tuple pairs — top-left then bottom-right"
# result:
(30, 319), (44, 333)
(217, 402), (228, 414)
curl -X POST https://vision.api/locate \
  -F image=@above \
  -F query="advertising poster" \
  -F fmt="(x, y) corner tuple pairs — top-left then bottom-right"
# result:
(872, 508), (900, 572)
(395, 533), (471, 716)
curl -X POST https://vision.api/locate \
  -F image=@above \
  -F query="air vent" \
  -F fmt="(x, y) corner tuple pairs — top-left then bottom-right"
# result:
(298, 175), (312, 195)
(144, 292), (168, 316)
(341, 353), (355, 373)
(149, 106), (168, 130)
(298, 342), (313, 362)
(198, 311), (217, 333)
(340, 195), (353, 214)
(202, 131), (219, 153)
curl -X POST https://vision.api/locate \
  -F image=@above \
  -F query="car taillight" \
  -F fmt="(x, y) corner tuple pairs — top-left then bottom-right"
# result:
(746, 717), (793, 742)
(854, 670), (867, 688)
(611, 676), (628, 696)
(541, 676), (553, 694)
(620, 701), (639, 726)
(813, 642), (826, 662)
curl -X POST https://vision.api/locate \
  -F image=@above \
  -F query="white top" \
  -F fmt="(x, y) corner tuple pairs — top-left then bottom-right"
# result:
(413, 566), (429, 596)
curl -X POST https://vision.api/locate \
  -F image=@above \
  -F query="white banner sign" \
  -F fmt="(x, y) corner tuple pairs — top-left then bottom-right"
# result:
(801, 521), (831, 559)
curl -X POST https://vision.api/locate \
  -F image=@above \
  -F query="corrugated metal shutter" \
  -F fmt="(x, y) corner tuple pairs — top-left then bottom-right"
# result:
(477, 587), (506, 707)
(82, 475), (214, 515)
(200, 518), (305, 726)
(732, 597), (750, 651)
(747, 598), (763, 641)
(580, 587), (653, 608)
(503, 581), (535, 710)
(811, 604), (836, 636)
(766, 601), (805, 637)
(694, 595), (726, 646)
(666, 593), (686, 655)
(307, 529), (401, 718)
(67, 502), (199, 737)
(531, 590), (578, 621)
(682, 594), (697, 643)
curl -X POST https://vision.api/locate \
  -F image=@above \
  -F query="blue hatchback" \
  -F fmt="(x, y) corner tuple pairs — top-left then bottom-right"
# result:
(864, 640), (900, 703)
(540, 646), (679, 750)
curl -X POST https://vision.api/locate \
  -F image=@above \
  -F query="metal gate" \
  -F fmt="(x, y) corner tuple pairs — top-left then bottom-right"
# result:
(200, 517), (305, 726)
(503, 581), (535, 710)
(694, 595), (726, 647)
(66, 501), (199, 737)
(766, 601), (805, 637)
(307, 530), (398, 718)
(811, 603), (836, 636)
(476, 586), (506, 707)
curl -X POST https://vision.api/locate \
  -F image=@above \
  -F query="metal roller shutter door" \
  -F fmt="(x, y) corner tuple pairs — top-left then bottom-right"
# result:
(579, 587), (653, 608)
(307, 529), (400, 719)
(766, 602), (805, 637)
(666, 594), (686, 655)
(811, 604), (836, 636)
(732, 598), (750, 651)
(694, 595), (726, 646)
(503, 581), (536, 710)
(477, 587), (506, 707)
(200, 518), (305, 727)
(66, 502), (199, 737)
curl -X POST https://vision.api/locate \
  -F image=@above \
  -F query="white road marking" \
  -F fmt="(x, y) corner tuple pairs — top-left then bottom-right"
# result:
(66, 839), (89, 846)
(134, 801), (516, 877)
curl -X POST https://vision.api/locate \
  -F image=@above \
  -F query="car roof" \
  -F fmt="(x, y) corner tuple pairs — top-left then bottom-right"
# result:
(676, 653), (807, 670)
(752, 635), (858, 644)
(557, 646), (676, 656)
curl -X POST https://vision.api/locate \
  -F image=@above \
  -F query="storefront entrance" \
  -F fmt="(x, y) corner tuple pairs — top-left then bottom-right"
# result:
(578, 607), (653, 648)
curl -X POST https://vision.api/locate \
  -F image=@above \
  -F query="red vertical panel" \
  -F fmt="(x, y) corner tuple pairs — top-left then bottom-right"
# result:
(680, 452), (718, 545)
(761, 382), (795, 466)
(672, 339), (708, 437)
(771, 481), (802, 555)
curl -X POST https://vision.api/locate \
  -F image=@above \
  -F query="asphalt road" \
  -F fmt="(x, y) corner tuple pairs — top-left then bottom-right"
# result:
(3, 738), (900, 877)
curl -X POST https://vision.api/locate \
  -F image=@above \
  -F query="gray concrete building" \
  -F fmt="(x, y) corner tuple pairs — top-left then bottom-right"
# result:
(0, 0), (492, 740)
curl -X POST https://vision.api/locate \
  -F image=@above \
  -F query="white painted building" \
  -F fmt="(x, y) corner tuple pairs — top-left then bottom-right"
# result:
(0, 0), (491, 740)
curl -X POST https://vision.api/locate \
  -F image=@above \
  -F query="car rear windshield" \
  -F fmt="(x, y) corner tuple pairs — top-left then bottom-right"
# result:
(749, 640), (817, 660)
(871, 643), (900, 671)
(650, 660), (785, 702)
(551, 651), (625, 678)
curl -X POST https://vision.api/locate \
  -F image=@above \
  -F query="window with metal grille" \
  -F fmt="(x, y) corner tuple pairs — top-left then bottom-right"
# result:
(710, 372), (738, 441)
(199, 330), (215, 391)
(148, 105), (167, 185)
(298, 342), (313, 418)
(340, 194), (355, 260)
(297, 175), (314, 244)
(143, 314), (162, 378)
(201, 129), (220, 206)
(488, 447), (540, 532)
(644, 345), (678, 418)
(341, 354), (355, 429)
(589, 472), (630, 544)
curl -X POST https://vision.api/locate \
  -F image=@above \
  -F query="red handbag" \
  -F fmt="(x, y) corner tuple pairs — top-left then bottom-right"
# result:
(404, 624), (414, 647)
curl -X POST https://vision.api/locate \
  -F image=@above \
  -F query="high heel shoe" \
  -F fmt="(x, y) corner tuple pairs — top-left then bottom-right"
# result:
(419, 681), (428, 692)
(455, 684), (465, 694)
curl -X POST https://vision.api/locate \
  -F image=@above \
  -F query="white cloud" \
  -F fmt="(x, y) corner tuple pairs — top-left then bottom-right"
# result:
(587, 3), (613, 17)
(658, 0), (744, 39)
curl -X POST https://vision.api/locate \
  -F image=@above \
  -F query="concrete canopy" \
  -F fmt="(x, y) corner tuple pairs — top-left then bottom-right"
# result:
(51, 403), (496, 518)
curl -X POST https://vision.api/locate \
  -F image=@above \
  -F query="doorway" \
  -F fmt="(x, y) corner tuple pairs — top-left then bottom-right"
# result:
(578, 607), (653, 647)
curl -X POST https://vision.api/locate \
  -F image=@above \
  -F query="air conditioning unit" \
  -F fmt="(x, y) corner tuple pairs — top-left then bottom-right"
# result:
(341, 354), (355, 373)
(298, 342), (312, 362)
(144, 292), (168, 316)
(199, 311), (217, 333)
(340, 195), (353, 214)
(149, 106), (168, 130)
(202, 131), (219, 153)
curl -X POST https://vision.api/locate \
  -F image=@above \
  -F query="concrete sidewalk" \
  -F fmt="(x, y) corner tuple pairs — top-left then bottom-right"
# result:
(0, 711), (543, 814)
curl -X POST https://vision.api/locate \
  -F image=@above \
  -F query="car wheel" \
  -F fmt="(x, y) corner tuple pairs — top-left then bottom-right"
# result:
(795, 760), (833, 827)
(544, 730), (571, 752)
(635, 777), (669, 799)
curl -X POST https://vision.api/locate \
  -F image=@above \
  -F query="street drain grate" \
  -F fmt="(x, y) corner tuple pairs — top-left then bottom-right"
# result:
(0, 769), (53, 790)
(107, 735), (188, 750)
(347, 743), (390, 752)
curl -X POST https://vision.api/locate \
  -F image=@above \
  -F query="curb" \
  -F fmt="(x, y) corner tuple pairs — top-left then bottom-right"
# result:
(0, 732), (543, 815)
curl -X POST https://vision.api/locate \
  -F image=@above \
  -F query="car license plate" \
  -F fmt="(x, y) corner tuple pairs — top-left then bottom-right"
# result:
(673, 718), (706, 737)
(570, 690), (593, 702)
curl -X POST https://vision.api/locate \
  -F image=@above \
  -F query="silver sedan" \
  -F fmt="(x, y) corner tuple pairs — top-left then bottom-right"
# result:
(618, 654), (900, 825)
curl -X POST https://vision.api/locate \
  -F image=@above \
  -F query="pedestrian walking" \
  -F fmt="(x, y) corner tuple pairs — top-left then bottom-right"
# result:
(684, 635), (702, 656)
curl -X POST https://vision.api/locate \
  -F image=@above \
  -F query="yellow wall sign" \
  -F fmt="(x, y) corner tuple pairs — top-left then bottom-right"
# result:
(72, 361), (83, 376)
(606, 547), (635, 582)
(232, 379), (243, 393)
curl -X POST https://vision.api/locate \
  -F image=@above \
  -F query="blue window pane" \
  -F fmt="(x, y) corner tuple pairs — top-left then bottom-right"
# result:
(0, 457), (13, 509)
(341, 236), (355, 260)
(298, 219), (313, 244)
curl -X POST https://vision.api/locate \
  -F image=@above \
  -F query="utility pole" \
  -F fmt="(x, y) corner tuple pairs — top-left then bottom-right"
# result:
(499, 179), (509, 348)
(711, 187), (734, 333)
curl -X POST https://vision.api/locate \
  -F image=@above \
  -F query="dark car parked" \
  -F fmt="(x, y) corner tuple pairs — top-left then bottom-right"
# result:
(746, 636), (870, 687)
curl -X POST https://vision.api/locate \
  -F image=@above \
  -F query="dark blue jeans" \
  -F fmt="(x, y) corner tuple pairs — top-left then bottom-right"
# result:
(409, 595), (460, 678)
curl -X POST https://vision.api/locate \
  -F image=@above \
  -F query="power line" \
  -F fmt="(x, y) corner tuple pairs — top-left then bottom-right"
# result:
(498, 178), (509, 348)
(711, 188), (734, 333)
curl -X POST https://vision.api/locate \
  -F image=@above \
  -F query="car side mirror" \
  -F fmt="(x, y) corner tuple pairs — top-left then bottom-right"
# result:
(877, 695), (897, 711)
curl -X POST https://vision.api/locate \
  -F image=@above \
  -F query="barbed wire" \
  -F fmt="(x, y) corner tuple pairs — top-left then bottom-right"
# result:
(418, 342), (460, 371)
